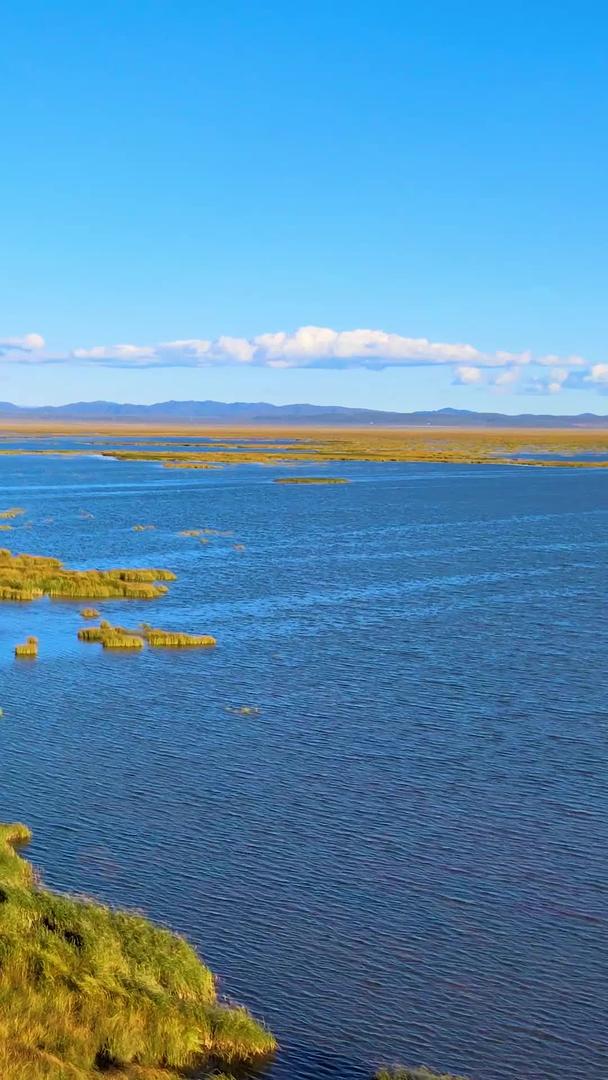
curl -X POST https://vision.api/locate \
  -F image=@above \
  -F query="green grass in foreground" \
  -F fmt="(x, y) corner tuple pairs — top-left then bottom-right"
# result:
(0, 823), (275, 1079)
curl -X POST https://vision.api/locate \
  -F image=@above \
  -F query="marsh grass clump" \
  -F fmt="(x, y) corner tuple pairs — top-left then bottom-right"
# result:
(0, 549), (175, 602)
(179, 529), (203, 536)
(0, 508), (25, 519)
(132, 524), (156, 531)
(0, 823), (275, 1079)
(78, 626), (106, 642)
(80, 607), (101, 619)
(143, 627), (217, 648)
(375, 1067), (471, 1080)
(14, 635), (38, 658)
(78, 623), (215, 651)
(78, 623), (142, 646)
(102, 632), (144, 650)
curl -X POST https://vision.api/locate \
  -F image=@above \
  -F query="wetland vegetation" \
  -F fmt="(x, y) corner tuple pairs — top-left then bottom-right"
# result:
(78, 622), (217, 650)
(0, 508), (26, 519)
(0, 823), (275, 1079)
(1, 423), (608, 469)
(0, 550), (175, 602)
(14, 635), (38, 658)
(81, 424), (608, 469)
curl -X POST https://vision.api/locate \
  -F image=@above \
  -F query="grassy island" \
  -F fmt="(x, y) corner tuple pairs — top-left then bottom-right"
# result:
(0, 549), (175, 602)
(273, 476), (349, 484)
(0, 823), (275, 1079)
(78, 622), (216, 650)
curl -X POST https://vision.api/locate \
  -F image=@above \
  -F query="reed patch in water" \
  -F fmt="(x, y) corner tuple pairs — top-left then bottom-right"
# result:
(143, 627), (217, 648)
(78, 622), (216, 651)
(14, 636), (38, 658)
(0, 508), (25, 519)
(0, 549), (175, 602)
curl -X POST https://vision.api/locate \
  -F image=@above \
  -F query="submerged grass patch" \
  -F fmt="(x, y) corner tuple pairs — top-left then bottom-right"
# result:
(0, 508), (25, 519)
(375, 1069), (470, 1080)
(0, 549), (175, 602)
(0, 823), (275, 1079)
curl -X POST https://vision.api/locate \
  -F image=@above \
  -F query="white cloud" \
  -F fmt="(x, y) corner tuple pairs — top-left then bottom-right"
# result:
(584, 363), (608, 385)
(491, 368), (522, 387)
(2, 326), (608, 396)
(61, 326), (586, 372)
(0, 333), (45, 358)
(72, 344), (155, 362)
(453, 365), (483, 385)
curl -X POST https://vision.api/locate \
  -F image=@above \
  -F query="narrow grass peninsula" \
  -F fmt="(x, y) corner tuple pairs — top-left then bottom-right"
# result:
(0, 823), (275, 1079)
(78, 622), (217, 650)
(273, 476), (349, 484)
(0, 549), (175, 601)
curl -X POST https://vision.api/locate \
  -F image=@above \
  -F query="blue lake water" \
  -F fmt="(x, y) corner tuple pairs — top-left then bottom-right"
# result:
(0, 449), (606, 1080)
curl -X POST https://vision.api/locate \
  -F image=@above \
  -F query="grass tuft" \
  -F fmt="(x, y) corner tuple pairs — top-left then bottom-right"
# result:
(143, 627), (216, 648)
(14, 635), (38, 658)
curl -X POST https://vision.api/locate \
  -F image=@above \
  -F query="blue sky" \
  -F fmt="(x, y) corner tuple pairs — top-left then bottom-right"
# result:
(1, 1), (607, 411)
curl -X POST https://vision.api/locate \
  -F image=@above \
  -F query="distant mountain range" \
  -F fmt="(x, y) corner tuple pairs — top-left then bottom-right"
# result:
(0, 400), (606, 427)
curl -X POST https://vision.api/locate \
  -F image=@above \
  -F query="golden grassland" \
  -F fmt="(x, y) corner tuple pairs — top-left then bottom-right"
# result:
(0, 423), (607, 468)
(0, 823), (275, 1079)
(0, 550), (175, 602)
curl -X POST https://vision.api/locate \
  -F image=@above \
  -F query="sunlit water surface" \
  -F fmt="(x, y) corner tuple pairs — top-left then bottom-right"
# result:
(1, 447), (606, 1080)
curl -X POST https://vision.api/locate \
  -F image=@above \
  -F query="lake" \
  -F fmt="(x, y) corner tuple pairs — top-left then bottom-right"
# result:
(1, 447), (606, 1080)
